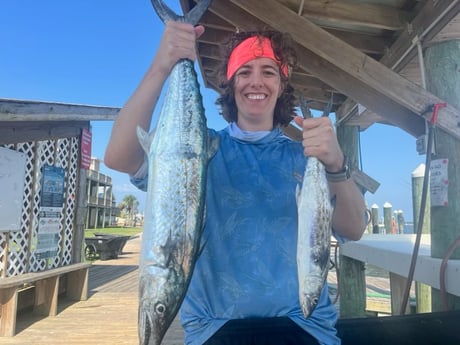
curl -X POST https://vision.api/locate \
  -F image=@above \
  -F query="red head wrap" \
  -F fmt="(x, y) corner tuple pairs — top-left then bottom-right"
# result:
(226, 36), (289, 80)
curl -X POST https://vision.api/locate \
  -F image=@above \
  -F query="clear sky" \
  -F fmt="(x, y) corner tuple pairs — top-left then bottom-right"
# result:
(1, 1), (425, 223)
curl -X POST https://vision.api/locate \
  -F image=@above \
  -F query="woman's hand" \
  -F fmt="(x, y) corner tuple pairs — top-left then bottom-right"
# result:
(154, 22), (205, 77)
(293, 116), (344, 172)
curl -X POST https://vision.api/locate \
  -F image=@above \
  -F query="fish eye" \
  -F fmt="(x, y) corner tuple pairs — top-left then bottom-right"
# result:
(155, 303), (166, 315)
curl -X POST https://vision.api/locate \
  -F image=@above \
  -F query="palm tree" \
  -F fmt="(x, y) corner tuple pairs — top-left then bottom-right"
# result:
(118, 194), (139, 226)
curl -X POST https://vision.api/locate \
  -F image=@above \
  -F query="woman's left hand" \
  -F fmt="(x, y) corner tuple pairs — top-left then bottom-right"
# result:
(293, 116), (344, 172)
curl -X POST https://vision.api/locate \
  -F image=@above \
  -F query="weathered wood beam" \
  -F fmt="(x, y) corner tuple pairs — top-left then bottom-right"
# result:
(202, 0), (390, 54)
(325, 28), (390, 55)
(0, 121), (87, 144)
(199, 11), (235, 32)
(280, 0), (409, 30)
(299, 59), (420, 136)
(198, 43), (222, 60)
(0, 99), (120, 121)
(207, 0), (266, 30)
(230, 0), (460, 141)
(338, 0), (460, 130)
(381, 0), (460, 70)
(198, 28), (232, 46)
(290, 73), (333, 91)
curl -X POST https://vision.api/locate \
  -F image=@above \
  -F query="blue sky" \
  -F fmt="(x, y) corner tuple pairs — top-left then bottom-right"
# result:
(1, 1), (425, 223)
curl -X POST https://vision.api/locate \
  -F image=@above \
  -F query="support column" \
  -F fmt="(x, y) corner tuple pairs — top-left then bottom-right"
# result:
(425, 39), (460, 311)
(336, 124), (367, 317)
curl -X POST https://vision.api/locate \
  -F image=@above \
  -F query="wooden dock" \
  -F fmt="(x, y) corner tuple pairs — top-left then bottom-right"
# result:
(1, 235), (183, 345)
(1, 235), (399, 344)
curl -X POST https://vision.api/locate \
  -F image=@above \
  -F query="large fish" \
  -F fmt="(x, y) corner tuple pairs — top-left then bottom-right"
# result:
(136, 1), (216, 344)
(296, 100), (332, 318)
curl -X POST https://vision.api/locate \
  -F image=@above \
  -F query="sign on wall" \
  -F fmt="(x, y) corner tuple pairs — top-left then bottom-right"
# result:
(81, 128), (92, 170)
(0, 147), (26, 232)
(35, 165), (65, 259)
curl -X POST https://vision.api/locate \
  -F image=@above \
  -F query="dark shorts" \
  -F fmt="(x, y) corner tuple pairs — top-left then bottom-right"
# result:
(203, 317), (320, 345)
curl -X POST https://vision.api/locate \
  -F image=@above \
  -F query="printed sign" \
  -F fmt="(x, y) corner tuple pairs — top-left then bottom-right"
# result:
(430, 158), (448, 207)
(81, 128), (92, 170)
(35, 165), (65, 259)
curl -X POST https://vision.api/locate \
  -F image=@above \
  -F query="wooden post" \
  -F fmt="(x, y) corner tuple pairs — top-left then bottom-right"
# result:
(383, 202), (392, 234)
(390, 272), (411, 315)
(336, 124), (367, 317)
(339, 255), (366, 318)
(73, 168), (88, 263)
(371, 204), (379, 234)
(411, 164), (432, 312)
(425, 39), (460, 311)
(0, 287), (18, 336)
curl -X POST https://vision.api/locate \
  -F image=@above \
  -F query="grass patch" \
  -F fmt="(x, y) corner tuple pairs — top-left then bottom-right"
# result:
(85, 227), (142, 237)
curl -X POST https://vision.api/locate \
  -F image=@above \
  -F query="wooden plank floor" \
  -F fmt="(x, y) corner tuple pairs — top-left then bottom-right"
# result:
(2, 235), (402, 344)
(2, 235), (184, 345)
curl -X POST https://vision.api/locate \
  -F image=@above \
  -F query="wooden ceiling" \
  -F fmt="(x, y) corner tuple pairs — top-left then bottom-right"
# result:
(179, 0), (460, 141)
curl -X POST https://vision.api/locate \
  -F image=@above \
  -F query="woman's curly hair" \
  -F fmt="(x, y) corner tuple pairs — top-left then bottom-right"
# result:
(215, 29), (298, 127)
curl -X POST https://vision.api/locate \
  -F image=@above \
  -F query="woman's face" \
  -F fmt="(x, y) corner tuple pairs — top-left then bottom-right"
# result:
(233, 57), (283, 130)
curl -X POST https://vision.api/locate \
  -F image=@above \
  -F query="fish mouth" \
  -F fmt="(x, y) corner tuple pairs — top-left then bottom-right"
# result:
(139, 305), (168, 345)
(304, 298), (320, 316)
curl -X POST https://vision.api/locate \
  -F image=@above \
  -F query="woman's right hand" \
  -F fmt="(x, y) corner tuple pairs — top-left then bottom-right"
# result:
(104, 23), (204, 175)
(154, 21), (205, 77)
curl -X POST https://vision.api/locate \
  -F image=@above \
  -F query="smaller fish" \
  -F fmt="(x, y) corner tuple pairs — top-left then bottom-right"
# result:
(296, 99), (332, 317)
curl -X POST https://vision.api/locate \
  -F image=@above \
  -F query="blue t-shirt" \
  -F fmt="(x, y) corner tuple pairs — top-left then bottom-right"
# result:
(131, 126), (340, 345)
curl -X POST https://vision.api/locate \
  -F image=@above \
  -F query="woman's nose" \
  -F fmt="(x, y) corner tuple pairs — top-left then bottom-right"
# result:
(249, 71), (263, 87)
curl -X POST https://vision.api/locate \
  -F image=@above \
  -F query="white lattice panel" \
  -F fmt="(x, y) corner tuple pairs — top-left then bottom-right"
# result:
(0, 135), (80, 277)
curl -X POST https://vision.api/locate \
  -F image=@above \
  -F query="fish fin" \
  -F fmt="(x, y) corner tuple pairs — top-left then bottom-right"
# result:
(184, 0), (212, 25)
(299, 94), (313, 119)
(207, 136), (220, 161)
(136, 126), (154, 155)
(151, 0), (212, 25)
(150, 0), (179, 23)
(321, 92), (334, 118)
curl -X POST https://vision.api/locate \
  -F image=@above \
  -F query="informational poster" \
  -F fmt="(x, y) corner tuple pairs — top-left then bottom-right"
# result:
(430, 158), (449, 207)
(35, 165), (65, 259)
(0, 147), (26, 232)
(81, 128), (92, 170)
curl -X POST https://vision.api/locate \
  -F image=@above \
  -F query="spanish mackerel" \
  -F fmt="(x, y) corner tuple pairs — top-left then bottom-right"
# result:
(296, 100), (332, 318)
(136, 1), (216, 344)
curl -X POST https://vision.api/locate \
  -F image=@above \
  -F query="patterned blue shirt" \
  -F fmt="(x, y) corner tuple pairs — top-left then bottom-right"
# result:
(131, 126), (341, 345)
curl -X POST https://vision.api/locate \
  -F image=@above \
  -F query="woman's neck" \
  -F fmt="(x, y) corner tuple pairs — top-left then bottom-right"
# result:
(236, 119), (273, 132)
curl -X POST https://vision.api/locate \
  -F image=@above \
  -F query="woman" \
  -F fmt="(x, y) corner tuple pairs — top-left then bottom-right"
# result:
(105, 22), (366, 345)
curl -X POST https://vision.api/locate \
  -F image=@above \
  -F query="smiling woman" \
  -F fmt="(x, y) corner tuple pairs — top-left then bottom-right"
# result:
(215, 30), (297, 128)
(104, 13), (367, 343)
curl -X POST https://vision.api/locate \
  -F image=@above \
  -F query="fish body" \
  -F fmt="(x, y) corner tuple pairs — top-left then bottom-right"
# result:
(296, 99), (332, 318)
(296, 156), (332, 318)
(137, 1), (215, 344)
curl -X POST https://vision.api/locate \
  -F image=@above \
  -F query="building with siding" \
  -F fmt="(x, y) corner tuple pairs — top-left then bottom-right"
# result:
(86, 157), (119, 229)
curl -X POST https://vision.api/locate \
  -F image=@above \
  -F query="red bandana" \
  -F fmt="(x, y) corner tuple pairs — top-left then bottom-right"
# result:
(226, 36), (289, 80)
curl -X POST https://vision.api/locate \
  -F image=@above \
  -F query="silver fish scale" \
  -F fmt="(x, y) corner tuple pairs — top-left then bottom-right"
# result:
(296, 156), (332, 318)
(137, 58), (214, 345)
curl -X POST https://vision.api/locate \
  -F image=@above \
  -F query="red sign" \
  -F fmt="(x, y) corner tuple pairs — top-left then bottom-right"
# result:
(81, 128), (92, 170)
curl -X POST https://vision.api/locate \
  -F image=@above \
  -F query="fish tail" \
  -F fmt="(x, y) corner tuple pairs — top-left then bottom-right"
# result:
(151, 0), (212, 25)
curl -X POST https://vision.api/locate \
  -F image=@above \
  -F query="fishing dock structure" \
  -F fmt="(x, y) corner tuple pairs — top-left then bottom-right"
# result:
(3, 233), (458, 344)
